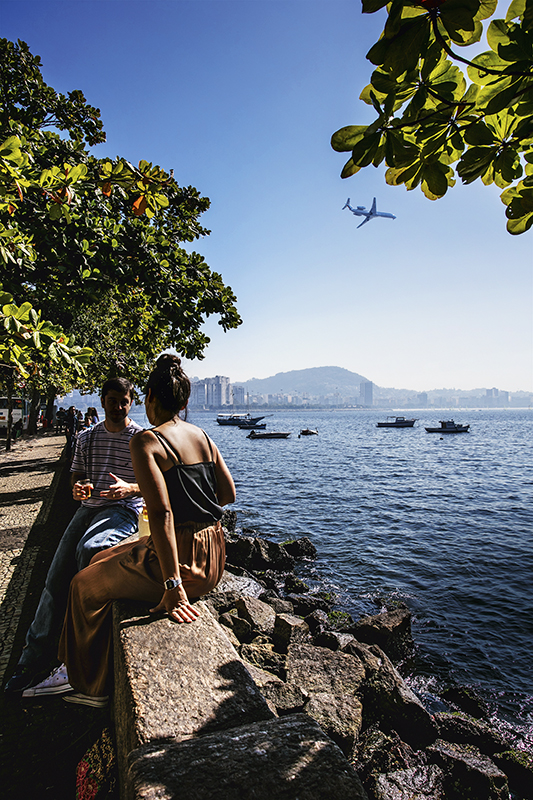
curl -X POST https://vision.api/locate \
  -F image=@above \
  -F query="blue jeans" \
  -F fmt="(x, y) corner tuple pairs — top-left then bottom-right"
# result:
(18, 504), (139, 668)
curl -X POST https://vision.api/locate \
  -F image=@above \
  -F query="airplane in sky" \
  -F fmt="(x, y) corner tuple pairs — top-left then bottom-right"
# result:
(343, 198), (396, 228)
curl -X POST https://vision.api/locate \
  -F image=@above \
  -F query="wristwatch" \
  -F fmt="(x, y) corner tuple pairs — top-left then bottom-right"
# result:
(164, 577), (183, 591)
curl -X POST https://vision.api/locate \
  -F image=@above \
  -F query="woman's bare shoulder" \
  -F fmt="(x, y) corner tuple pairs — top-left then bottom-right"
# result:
(130, 428), (159, 451)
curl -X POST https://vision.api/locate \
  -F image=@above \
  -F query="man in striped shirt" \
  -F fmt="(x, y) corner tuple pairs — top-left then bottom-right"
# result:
(5, 378), (144, 694)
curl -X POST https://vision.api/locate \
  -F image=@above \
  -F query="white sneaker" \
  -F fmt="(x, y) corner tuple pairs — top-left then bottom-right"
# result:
(64, 692), (108, 708)
(22, 663), (72, 697)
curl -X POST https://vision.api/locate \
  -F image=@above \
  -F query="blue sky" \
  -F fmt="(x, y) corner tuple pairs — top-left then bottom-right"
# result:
(2, 0), (532, 392)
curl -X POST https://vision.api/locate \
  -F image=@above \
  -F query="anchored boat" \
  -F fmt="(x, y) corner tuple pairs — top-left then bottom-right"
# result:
(376, 416), (417, 428)
(217, 413), (265, 426)
(425, 420), (470, 434)
(247, 430), (291, 439)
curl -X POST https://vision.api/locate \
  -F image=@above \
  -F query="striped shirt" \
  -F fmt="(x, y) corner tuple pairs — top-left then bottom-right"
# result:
(71, 420), (144, 514)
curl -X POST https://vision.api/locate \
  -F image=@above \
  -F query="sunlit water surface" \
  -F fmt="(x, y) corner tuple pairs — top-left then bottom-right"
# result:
(130, 406), (533, 747)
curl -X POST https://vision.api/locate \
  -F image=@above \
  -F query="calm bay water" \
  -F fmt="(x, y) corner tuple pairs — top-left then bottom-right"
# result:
(131, 406), (533, 746)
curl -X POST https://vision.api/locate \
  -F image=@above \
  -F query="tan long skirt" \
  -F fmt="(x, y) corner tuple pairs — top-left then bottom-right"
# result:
(58, 520), (225, 697)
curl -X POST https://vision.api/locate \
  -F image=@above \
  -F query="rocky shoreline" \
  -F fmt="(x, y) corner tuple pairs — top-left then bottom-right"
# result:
(206, 511), (533, 800)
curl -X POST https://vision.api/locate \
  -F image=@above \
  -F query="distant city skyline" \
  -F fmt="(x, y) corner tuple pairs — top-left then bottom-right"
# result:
(3, 1), (532, 394)
(185, 368), (531, 409)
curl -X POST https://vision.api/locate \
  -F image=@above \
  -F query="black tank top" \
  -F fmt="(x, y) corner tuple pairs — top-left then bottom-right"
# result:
(152, 430), (223, 524)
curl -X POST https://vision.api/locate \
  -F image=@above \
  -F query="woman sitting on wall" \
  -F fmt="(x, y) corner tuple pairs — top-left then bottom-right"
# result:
(58, 354), (236, 707)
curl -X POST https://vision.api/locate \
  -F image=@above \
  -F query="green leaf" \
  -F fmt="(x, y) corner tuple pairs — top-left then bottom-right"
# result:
(477, 78), (523, 114)
(506, 0), (525, 21)
(331, 126), (368, 153)
(448, 21), (483, 46)
(464, 121), (498, 145)
(340, 158), (361, 179)
(457, 145), (499, 182)
(350, 132), (382, 168)
(384, 17), (431, 76)
(468, 52), (510, 85)
(421, 163), (450, 199)
(487, 19), (513, 51)
(475, 0), (498, 21)
(362, 0), (388, 13)
(49, 203), (62, 220)
(440, 0), (480, 34)
(507, 211), (533, 233)
(492, 147), (523, 187)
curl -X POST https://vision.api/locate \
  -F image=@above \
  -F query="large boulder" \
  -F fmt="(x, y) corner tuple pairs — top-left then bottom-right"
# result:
(286, 643), (366, 754)
(113, 600), (274, 791)
(372, 765), (446, 800)
(441, 685), (489, 720)
(492, 749), (533, 800)
(127, 715), (370, 800)
(240, 642), (286, 679)
(235, 596), (277, 636)
(286, 593), (332, 616)
(357, 645), (438, 749)
(427, 739), (510, 800)
(259, 591), (295, 616)
(273, 613), (310, 652)
(353, 725), (422, 785)
(225, 533), (295, 572)
(434, 711), (510, 756)
(214, 570), (265, 599)
(351, 607), (414, 662)
(282, 536), (318, 560)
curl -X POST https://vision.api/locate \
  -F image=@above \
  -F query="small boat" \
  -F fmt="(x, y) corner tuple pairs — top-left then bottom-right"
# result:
(247, 430), (291, 439)
(217, 413), (265, 426)
(425, 420), (470, 434)
(376, 416), (417, 428)
(238, 422), (267, 430)
(300, 428), (318, 436)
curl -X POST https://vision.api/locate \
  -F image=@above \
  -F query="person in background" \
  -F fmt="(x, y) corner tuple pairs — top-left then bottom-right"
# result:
(56, 407), (67, 433)
(58, 355), (235, 707)
(65, 406), (77, 457)
(4, 378), (143, 696)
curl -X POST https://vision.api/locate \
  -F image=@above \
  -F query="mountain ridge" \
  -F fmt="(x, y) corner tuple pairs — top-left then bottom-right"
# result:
(234, 366), (370, 398)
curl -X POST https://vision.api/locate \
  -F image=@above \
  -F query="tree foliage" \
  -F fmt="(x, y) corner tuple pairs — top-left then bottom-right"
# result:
(331, 0), (533, 234)
(0, 38), (242, 397)
(1, 286), (92, 380)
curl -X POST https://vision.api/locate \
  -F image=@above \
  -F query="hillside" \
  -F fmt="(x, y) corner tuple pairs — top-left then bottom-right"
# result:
(235, 366), (370, 397)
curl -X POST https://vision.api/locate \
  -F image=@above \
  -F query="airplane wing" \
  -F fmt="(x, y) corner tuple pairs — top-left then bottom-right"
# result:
(370, 197), (377, 215)
(357, 216), (371, 228)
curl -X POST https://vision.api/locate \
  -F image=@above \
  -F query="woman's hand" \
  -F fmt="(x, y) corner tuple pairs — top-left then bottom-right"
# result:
(150, 585), (200, 623)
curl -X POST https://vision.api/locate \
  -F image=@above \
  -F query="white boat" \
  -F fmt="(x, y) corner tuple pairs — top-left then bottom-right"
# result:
(216, 413), (265, 426)
(300, 429), (318, 436)
(425, 420), (470, 433)
(376, 416), (417, 428)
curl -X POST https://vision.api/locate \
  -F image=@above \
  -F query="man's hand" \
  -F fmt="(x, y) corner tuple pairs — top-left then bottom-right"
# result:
(72, 480), (93, 501)
(99, 473), (137, 500)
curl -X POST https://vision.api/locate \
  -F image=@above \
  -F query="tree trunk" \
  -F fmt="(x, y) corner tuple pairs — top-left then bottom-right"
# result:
(45, 386), (57, 428)
(5, 377), (14, 452)
(28, 389), (41, 436)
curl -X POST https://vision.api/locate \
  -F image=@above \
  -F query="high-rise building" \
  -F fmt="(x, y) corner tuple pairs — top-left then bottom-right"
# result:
(359, 381), (373, 406)
(189, 376), (231, 407)
(232, 386), (245, 405)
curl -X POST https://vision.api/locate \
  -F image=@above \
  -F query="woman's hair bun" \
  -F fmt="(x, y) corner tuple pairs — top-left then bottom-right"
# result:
(145, 353), (190, 415)
(155, 354), (182, 371)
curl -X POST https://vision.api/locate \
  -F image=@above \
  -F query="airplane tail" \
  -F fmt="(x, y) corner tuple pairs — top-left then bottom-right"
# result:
(342, 198), (351, 210)
(370, 197), (377, 215)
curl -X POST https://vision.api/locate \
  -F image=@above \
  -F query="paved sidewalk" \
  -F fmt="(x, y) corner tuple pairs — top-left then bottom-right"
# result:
(0, 434), (68, 684)
(0, 434), (111, 798)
